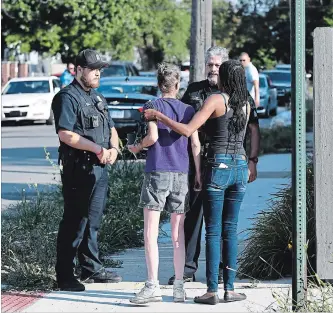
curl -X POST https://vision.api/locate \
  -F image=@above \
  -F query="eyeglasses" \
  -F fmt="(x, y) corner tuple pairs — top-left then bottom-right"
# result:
(239, 59), (246, 62)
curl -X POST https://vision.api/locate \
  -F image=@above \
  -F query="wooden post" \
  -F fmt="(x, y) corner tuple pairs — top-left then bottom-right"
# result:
(314, 27), (333, 281)
(189, 0), (212, 84)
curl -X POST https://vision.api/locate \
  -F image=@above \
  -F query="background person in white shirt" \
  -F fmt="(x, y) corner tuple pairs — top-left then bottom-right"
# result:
(239, 52), (260, 107)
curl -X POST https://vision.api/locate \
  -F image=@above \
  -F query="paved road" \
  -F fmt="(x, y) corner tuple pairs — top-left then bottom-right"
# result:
(258, 106), (288, 129)
(1, 123), (60, 209)
(1, 108), (289, 209)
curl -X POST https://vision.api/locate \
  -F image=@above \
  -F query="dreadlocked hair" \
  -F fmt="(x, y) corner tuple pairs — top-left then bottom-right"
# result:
(219, 60), (248, 135)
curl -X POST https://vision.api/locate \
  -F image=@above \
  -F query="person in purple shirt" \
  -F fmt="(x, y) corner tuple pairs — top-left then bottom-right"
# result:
(128, 63), (201, 304)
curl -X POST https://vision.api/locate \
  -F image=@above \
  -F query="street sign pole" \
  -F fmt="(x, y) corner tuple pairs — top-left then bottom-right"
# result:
(290, 0), (307, 310)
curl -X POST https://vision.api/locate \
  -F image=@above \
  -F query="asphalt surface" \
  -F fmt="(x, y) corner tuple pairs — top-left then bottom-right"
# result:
(1, 108), (289, 210)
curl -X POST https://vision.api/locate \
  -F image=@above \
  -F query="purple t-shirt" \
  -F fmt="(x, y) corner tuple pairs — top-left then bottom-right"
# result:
(144, 98), (195, 173)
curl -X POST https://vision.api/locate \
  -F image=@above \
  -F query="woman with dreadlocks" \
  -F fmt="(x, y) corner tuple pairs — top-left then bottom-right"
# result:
(144, 59), (250, 305)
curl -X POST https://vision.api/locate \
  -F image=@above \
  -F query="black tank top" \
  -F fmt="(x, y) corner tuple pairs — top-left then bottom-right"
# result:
(204, 94), (247, 156)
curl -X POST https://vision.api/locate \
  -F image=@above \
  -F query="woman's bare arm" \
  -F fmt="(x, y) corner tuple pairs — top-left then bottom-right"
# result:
(144, 94), (225, 138)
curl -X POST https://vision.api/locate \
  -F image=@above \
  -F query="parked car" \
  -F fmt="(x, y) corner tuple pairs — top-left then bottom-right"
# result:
(101, 61), (140, 78)
(97, 76), (160, 138)
(98, 76), (159, 97)
(258, 73), (278, 117)
(1, 76), (60, 125)
(275, 64), (291, 71)
(139, 71), (156, 77)
(103, 92), (157, 139)
(261, 70), (291, 107)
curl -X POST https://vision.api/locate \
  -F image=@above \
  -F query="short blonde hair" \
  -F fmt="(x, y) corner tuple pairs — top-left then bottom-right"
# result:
(157, 62), (181, 93)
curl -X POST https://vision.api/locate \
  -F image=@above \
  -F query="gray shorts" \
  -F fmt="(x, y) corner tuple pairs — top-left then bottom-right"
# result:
(139, 172), (189, 213)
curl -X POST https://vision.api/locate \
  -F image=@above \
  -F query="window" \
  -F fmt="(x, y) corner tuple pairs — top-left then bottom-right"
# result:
(52, 79), (61, 89)
(259, 77), (267, 88)
(2, 81), (50, 94)
(98, 83), (159, 96)
(264, 71), (291, 83)
(101, 65), (127, 77)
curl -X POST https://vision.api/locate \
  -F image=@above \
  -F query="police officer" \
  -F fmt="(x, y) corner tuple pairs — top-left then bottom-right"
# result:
(168, 46), (260, 285)
(52, 49), (122, 292)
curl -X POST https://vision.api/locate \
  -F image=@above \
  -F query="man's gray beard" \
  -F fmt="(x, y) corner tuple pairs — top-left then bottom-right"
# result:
(208, 77), (218, 86)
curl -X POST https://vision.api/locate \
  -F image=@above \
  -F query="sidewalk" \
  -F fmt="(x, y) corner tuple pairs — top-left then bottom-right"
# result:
(5, 154), (292, 312)
(21, 245), (291, 312)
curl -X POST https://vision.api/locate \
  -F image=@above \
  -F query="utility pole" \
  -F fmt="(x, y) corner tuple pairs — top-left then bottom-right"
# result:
(290, 0), (307, 310)
(189, 0), (212, 84)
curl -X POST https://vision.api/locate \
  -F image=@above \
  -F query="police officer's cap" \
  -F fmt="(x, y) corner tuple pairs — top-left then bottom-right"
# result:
(75, 49), (109, 70)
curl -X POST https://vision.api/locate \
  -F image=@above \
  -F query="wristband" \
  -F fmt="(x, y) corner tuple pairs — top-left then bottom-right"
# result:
(111, 146), (121, 155)
(96, 147), (103, 156)
(248, 157), (258, 164)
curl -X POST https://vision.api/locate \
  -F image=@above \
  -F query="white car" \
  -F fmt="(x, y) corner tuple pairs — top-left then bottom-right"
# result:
(1, 76), (61, 125)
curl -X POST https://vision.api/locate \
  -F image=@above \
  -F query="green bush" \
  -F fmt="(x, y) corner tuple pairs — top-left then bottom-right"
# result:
(238, 161), (315, 280)
(245, 126), (293, 155)
(1, 160), (149, 291)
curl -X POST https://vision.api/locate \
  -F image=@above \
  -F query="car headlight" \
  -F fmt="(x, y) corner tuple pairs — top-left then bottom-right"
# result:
(32, 99), (48, 106)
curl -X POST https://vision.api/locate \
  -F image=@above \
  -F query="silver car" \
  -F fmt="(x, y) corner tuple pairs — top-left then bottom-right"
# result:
(257, 73), (278, 118)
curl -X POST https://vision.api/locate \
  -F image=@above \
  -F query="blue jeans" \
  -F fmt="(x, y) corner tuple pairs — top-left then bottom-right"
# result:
(203, 154), (248, 292)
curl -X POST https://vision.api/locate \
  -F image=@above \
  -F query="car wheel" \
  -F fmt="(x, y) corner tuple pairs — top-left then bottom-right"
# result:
(270, 107), (277, 116)
(285, 96), (291, 109)
(264, 101), (270, 118)
(46, 109), (54, 125)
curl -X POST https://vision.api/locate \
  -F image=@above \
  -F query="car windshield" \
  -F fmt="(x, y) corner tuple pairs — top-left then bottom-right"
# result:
(101, 65), (127, 77)
(98, 83), (159, 96)
(264, 72), (291, 83)
(2, 81), (50, 94)
(259, 77), (266, 87)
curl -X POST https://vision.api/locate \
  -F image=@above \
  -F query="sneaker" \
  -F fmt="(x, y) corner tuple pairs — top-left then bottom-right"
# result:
(57, 277), (85, 292)
(168, 273), (195, 285)
(130, 281), (162, 304)
(173, 279), (186, 302)
(81, 268), (122, 283)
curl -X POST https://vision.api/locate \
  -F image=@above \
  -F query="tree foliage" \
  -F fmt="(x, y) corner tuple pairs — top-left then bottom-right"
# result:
(2, 0), (332, 70)
(212, 0), (333, 71)
(1, 0), (191, 66)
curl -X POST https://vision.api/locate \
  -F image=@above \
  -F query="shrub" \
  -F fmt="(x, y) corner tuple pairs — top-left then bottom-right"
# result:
(1, 160), (150, 291)
(237, 161), (315, 280)
(259, 126), (292, 155)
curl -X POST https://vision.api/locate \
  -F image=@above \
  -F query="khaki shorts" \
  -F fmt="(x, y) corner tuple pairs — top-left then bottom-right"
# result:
(139, 172), (189, 213)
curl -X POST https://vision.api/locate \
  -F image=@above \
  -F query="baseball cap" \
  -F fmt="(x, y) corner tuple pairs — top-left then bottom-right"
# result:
(75, 49), (109, 69)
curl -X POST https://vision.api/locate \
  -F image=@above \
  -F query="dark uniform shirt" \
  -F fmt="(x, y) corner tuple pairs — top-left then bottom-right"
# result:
(181, 79), (259, 125)
(52, 79), (114, 150)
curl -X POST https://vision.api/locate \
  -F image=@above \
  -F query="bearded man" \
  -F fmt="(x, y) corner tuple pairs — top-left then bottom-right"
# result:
(52, 49), (122, 292)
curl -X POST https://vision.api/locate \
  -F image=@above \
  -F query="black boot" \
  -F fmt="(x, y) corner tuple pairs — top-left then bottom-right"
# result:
(168, 273), (195, 285)
(81, 268), (122, 283)
(57, 277), (85, 292)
